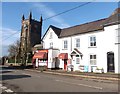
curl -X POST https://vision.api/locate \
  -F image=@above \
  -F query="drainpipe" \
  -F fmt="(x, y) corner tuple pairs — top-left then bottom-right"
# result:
(70, 37), (72, 64)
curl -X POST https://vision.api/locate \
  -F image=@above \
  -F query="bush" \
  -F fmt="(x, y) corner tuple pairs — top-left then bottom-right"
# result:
(8, 58), (15, 63)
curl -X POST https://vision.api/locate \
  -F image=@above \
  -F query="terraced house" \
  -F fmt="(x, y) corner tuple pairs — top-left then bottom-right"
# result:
(33, 8), (120, 73)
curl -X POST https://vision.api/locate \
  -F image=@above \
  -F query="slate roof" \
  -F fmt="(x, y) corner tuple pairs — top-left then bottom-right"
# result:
(43, 8), (120, 39)
(59, 18), (106, 38)
(42, 25), (61, 40)
(103, 8), (120, 26)
(50, 25), (61, 37)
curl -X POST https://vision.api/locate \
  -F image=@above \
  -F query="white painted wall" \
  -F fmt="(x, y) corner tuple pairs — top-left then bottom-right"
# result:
(48, 49), (59, 68)
(43, 24), (119, 73)
(43, 28), (60, 49)
(59, 24), (119, 73)
(103, 24), (119, 73)
(59, 59), (64, 69)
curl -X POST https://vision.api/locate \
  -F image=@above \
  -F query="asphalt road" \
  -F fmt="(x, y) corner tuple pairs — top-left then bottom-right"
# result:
(0, 66), (119, 93)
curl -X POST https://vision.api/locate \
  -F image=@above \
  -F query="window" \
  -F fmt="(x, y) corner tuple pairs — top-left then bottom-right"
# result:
(89, 36), (96, 47)
(63, 40), (68, 49)
(49, 32), (53, 39)
(50, 42), (53, 48)
(115, 28), (120, 44)
(90, 55), (96, 65)
(76, 57), (80, 64)
(75, 38), (80, 48)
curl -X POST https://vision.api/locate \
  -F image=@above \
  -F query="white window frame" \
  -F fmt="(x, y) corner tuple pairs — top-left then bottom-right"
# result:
(75, 38), (80, 48)
(50, 42), (53, 48)
(115, 28), (120, 44)
(90, 54), (97, 65)
(89, 36), (96, 47)
(63, 40), (68, 49)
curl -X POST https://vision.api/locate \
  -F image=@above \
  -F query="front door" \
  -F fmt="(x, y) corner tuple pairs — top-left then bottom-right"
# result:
(107, 52), (115, 72)
(55, 57), (59, 69)
(64, 60), (67, 70)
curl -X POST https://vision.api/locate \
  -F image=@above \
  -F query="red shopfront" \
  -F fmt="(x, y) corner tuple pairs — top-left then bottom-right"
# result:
(32, 50), (48, 68)
(58, 53), (68, 70)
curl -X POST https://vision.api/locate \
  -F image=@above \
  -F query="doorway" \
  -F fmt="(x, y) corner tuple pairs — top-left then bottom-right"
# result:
(64, 59), (67, 70)
(55, 57), (59, 69)
(107, 52), (115, 72)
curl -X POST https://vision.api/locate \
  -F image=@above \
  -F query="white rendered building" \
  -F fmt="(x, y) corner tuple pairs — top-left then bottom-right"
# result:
(42, 8), (120, 73)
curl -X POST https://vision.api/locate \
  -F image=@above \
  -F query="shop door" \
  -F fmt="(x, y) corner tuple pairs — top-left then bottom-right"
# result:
(107, 52), (115, 72)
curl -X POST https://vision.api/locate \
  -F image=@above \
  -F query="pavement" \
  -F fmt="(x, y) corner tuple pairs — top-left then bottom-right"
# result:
(25, 68), (120, 82)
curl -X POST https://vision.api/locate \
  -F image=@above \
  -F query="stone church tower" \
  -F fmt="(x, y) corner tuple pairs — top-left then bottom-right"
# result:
(19, 12), (42, 64)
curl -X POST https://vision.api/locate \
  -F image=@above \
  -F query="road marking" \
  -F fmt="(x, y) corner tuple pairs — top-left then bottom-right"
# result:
(0, 84), (14, 93)
(5, 89), (13, 92)
(55, 79), (103, 90)
(78, 83), (103, 90)
(0, 84), (2, 87)
(1, 86), (7, 89)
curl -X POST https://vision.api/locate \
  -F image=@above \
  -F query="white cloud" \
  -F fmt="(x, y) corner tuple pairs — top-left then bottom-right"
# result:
(0, 27), (20, 57)
(33, 3), (70, 28)
(1, 27), (20, 46)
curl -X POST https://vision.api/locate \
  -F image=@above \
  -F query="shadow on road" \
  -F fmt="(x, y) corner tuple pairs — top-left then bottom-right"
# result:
(2, 74), (31, 81)
(5, 65), (33, 70)
(0, 70), (13, 74)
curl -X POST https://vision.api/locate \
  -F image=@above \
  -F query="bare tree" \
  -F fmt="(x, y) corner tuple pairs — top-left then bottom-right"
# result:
(8, 40), (20, 65)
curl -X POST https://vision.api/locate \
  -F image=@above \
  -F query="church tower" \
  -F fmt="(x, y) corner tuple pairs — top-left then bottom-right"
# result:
(19, 12), (42, 64)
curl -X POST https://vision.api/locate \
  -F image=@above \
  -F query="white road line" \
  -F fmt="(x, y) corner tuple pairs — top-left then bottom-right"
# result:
(5, 89), (13, 92)
(0, 84), (14, 92)
(55, 79), (103, 90)
(78, 83), (103, 90)
(1, 86), (7, 89)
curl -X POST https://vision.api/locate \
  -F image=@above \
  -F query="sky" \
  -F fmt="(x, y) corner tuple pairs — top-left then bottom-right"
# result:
(1, 1), (119, 57)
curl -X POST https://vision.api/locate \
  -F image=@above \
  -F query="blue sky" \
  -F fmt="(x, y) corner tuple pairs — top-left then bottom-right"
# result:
(1, 2), (118, 56)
